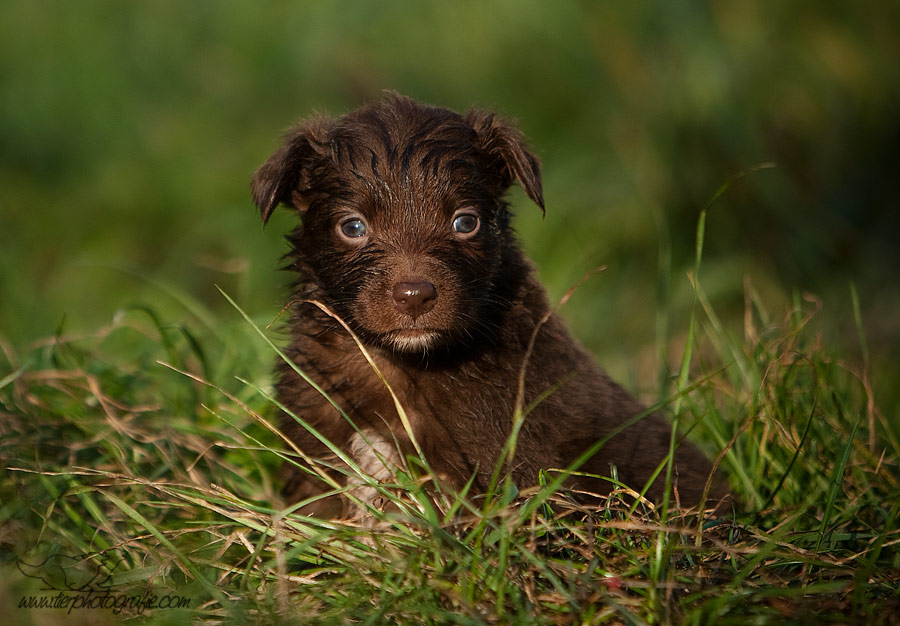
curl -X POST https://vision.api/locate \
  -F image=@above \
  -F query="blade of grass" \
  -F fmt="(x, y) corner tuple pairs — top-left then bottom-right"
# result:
(814, 392), (860, 555)
(849, 282), (876, 455)
(758, 392), (817, 512)
(0, 365), (24, 391)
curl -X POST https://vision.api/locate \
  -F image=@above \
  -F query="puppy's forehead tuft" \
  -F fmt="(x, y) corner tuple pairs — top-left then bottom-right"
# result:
(329, 95), (479, 182)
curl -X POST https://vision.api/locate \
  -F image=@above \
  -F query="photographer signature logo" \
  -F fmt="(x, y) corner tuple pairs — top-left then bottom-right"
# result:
(17, 553), (116, 592)
(16, 552), (191, 615)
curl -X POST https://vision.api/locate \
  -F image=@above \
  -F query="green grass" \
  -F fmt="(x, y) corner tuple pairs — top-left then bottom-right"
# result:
(2, 236), (898, 625)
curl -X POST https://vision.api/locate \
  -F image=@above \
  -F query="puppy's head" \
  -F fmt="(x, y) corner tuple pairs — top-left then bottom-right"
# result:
(252, 93), (543, 354)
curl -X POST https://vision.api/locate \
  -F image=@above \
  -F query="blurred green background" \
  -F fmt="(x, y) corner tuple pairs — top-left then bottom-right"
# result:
(1, 2), (898, 405)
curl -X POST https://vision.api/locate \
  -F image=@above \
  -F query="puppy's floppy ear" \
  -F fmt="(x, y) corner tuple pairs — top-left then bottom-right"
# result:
(466, 110), (544, 213)
(251, 118), (332, 224)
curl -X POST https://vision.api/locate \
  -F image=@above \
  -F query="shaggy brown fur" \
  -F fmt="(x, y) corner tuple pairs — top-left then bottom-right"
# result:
(252, 93), (722, 517)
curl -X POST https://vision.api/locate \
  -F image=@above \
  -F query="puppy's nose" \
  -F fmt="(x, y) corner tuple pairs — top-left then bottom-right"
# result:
(392, 281), (437, 319)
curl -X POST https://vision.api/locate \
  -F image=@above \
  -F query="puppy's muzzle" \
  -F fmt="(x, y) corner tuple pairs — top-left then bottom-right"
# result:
(392, 281), (437, 320)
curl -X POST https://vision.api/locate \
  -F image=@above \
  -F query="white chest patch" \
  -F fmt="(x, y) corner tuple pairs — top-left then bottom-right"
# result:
(347, 428), (404, 514)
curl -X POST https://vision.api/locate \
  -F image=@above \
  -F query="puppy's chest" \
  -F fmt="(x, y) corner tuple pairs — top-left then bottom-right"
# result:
(344, 353), (501, 433)
(296, 333), (517, 442)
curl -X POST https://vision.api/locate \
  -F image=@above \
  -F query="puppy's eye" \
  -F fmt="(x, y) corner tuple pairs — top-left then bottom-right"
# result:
(339, 218), (368, 239)
(452, 213), (479, 236)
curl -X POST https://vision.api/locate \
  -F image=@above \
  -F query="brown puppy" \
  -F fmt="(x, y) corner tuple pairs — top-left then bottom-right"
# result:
(252, 93), (721, 517)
